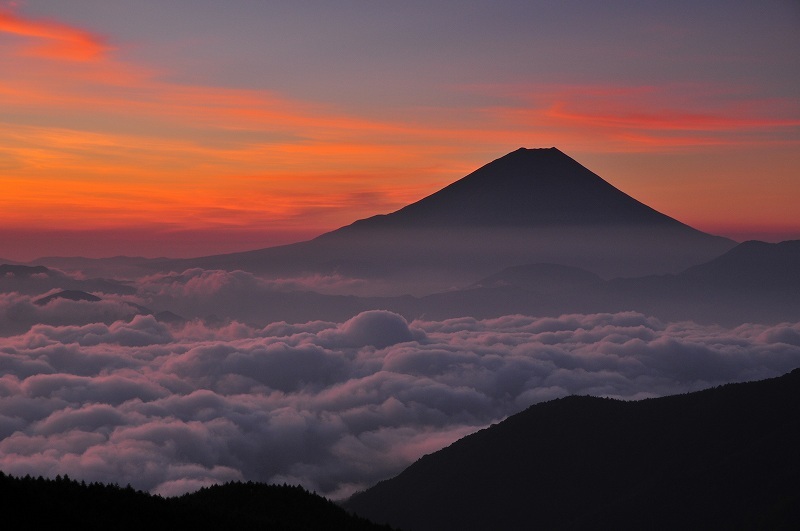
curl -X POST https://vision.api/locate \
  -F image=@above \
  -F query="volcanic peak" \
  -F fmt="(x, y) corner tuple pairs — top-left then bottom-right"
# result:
(348, 147), (687, 229)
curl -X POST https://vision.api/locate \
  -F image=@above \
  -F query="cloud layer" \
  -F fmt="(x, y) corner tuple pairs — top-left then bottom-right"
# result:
(1, 307), (798, 499)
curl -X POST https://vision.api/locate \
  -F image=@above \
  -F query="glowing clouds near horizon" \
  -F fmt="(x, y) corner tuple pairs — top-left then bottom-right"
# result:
(0, 301), (798, 499)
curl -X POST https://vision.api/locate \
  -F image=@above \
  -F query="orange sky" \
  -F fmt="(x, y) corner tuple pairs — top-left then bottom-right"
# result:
(1, 5), (798, 260)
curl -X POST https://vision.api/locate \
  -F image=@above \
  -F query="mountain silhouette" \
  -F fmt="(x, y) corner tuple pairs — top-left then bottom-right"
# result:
(405, 239), (800, 325)
(344, 147), (690, 228)
(0, 263), (137, 296)
(158, 148), (734, 294)
(34, 290), (102, 305)
(29, 237), (791, 329)
(344, 368), (800, 530)
(679, 239), (800, 290)
(0, 474), (396, 530)
(30, 289), (158, 318)
(0, 264), (55, 278)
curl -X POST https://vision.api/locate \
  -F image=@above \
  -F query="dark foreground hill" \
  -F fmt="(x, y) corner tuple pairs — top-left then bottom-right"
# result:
(0, 475), (395, 531)
(344, 368), (800, 531)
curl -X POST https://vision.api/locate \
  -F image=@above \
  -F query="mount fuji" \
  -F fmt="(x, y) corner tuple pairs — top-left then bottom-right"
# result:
(162, 148), (734, 294)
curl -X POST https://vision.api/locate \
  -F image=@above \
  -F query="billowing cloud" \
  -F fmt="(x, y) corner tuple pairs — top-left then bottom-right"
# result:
(0, 308), (798, 500)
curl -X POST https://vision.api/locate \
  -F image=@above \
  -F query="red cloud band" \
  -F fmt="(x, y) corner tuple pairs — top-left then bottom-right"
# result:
(0, 9), (109, 61)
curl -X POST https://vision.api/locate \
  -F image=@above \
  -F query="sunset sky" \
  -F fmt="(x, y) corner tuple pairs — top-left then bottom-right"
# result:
(1, 0), (798, 261)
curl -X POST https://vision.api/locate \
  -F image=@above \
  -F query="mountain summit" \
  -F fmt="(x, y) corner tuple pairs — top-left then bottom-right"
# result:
(349, 147), (686, 228)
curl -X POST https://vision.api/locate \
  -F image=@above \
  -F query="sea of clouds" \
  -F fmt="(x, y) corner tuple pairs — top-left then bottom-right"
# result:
(1, 269), (799, 499)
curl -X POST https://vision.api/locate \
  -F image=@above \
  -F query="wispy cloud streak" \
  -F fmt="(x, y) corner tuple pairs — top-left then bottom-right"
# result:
(0, 9), (109, 61)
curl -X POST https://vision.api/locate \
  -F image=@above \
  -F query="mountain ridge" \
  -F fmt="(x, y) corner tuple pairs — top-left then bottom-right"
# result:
(344, 368), (800, 530)
(0, 474), (395, 530)
(680, 239), (800, 289)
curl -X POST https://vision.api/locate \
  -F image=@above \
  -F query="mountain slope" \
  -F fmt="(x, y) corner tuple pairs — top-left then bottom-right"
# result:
(679, 239), (800, 290)
(345, 369), (800, 530)
(407, 240), (800, 324)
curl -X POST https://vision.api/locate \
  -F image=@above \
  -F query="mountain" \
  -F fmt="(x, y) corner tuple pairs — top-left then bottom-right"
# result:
(24, 236), (791, 329)
(156, 148), (734, 295)
(407, 239), (800, 325)
(344, 369), (800, 530)
(343, 147), (692, 229)
(0, 474), (396, 530)
(679, 239), (800, 290)
(0, 263), (136, 296)
(0, 264), (53, 278)
(603, 239), (800, 324)
(31, 289), (167, 317)
(34, 290), (102, 305)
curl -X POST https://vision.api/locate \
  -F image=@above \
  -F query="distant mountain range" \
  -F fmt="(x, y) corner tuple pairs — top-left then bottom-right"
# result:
(0, 263), (135, 296)
(9, 238), (799, 326)
(680, 239), (800, 290)
(11, 147), (798, 325)
(405, 239), (800, 324)
(344, 368), (800, 530)
(345, 147), (692, 228)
